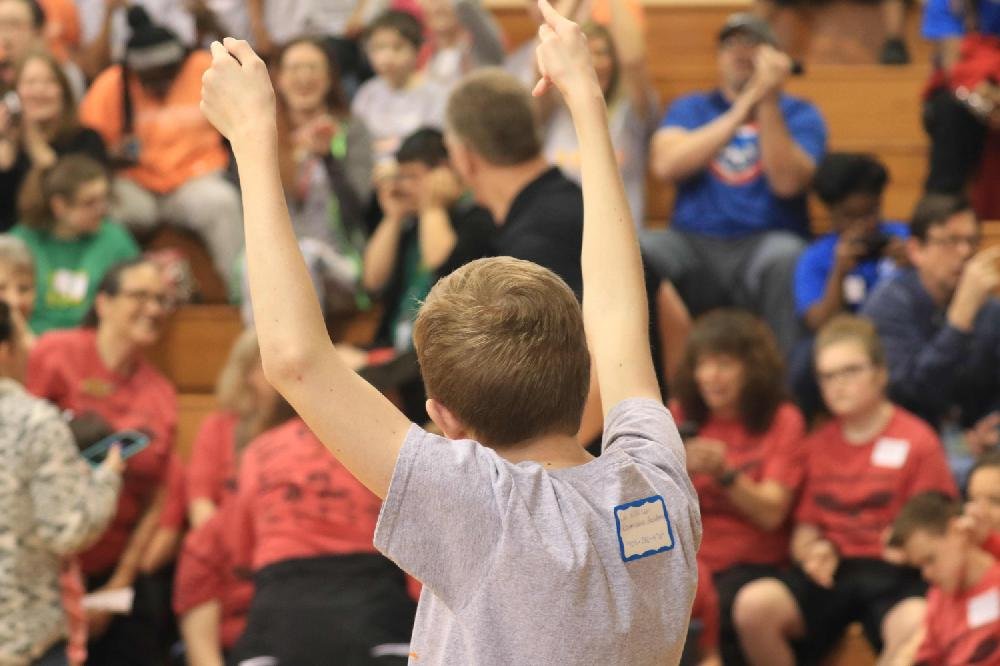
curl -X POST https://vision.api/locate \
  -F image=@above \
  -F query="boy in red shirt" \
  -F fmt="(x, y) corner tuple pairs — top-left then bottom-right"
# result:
(732, 316), (957, 665)
(967, 451), (1000, 558)
(893, 492), (1000, 666)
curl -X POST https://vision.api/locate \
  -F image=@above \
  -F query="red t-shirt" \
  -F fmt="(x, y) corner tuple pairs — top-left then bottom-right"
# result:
(985, 533), (1000, 560)
(173, 507), (252, 649)
(230, 418), (383, 571)
(796, 407), (957, 559)
(672, 402), (807, 573)
(27, 328), (177, 575)
(691, 559), (720, 657)
(186, 410), (239, 508)
(159, 453), (187, 530)
(915, 561), (1000, 666)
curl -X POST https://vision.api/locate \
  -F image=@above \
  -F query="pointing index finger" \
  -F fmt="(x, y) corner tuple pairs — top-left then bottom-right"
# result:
(537, 0), (570, 29)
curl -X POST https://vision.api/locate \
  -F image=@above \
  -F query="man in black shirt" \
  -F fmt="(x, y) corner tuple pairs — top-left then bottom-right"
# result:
(444, 68), (584, 296)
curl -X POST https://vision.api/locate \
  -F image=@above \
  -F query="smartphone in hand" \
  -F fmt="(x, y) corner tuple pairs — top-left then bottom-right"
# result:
(80, 430), (151, 468)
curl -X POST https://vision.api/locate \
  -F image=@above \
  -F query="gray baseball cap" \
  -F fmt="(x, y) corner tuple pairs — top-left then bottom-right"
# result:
(718, 13), (779, 47)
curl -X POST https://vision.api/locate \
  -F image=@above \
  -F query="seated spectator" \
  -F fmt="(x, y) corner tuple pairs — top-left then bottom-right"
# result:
(11, 155), (139, 333)
(861, 194), (1000, 478)
(641, 13), (827, 355)
(186, 327), (281, 528)
(363, 128), (494, 352)
(0, 0), (86, 94)
(0, 49), (107, 232)
(228, 415), (416, 663)
(79, 7), (243, 284)
(236, 37), (372, 323)
(445, 68), (583, 295)
(0, 234), (36, 340)
(352, 10), (446, 164)
(732, 315), (957, 666)
(967, 451), (1000, 543)
(539, 0), (657, 223)
(789, 152), (907, 417)
(420, 0), (505, 91)
(921, 0), (1000, 200)
(892, 492), (1000, 665)
(0, 299), (122, 666)
(671, 309), (806, 664)
(26, 257), (177, 664)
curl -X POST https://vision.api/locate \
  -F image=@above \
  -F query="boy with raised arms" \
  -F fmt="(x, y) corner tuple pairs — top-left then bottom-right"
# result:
(198, 4), (700, 663)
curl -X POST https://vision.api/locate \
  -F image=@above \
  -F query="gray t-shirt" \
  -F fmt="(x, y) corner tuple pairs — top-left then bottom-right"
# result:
(374, 398), (702, 665)
(351, 77), (447, 164)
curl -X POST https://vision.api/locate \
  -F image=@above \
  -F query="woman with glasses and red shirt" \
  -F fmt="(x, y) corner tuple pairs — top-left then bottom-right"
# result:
(26, 257), (177, 665)
(732, 315), (957, 666)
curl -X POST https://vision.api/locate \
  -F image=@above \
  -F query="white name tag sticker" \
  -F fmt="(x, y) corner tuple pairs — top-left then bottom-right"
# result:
(842, 274), (867, 305)
(614, 495), (675, 563)
(968, 588), (1000, 629)
(871, 437), (910, 469)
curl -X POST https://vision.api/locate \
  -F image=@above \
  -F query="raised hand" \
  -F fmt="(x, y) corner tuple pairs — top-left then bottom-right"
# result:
(531, 0), (601, 101)
(200, 38), (276, 146)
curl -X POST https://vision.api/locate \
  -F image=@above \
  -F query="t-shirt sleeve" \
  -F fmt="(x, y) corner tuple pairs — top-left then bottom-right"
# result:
(922, 0), (965, 39)
(760, 405), (807, 491)
(25, 335), (71, 406)
(786, 101), (827, 164)
(186, 412), (227, 503)
(602, 398), (694, 501)
(374, 425), (505, 609)
(794, 242), (830, 316)
(173, 516), (226, 615)
(913, 589), (944, 665)
(906, 430), (958, 499)
(78, 68), (125, 149)
(108, 223), (140, 260)
(660, 95), (705, 131)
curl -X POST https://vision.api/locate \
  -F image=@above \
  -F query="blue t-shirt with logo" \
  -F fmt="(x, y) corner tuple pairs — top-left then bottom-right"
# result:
(794, 222), (909, 316)
(661, 91), (827, 237)
(923, 0), (1000, 39)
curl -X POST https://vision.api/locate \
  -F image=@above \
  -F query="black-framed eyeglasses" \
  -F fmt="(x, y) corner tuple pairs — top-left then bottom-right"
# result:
(116, 289), (171, 308)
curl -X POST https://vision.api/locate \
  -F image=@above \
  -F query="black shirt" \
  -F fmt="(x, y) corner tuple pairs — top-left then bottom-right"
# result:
(495, 167), (584, 298)
(0, 127), (108, 232)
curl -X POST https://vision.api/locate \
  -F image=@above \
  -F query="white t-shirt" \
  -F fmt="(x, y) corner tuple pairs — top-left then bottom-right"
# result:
(350, 77), (447, 164)
(375, 398), (702, 665)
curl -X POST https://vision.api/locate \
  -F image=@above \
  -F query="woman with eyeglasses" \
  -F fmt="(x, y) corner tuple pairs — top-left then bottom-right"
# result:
(732, 315), (957, 666)
(25, 257), (177, 664)
(671, 309), (806, 664)
(10, 154), (139, 334)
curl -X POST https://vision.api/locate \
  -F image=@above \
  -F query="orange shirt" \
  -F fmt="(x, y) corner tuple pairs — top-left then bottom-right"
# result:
(39, 0), (80, 63)
(79, 51), (228, 194)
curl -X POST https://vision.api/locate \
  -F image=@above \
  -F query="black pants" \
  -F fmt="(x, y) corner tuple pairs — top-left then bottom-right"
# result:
(229, 554), (417, 666)
(924, 88), (989, 194)
(85, 567), (176, 666)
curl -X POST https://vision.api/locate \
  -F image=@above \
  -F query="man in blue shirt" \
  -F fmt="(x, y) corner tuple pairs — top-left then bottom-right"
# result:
(861, 194), (1000, 467)
(921, 0), (1000, 195)
(641, 13), (827, 356)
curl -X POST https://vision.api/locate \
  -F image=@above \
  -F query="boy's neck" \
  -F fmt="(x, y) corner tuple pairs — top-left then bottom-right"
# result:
(841, 399), (893, 444)
(961, 547), (997, 592)
(383, 71), (416, 91)
(494, 432), (594, 469)
(479, 157), (551, 224)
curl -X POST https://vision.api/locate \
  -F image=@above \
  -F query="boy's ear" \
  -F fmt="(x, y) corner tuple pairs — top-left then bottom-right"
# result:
(426, 398), (469, 440)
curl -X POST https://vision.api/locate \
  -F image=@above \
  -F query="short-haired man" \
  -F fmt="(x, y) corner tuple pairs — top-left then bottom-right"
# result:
(861, 194), (1000, 469)
(641, 14), (827, 354)
(444, 68), (584, 296)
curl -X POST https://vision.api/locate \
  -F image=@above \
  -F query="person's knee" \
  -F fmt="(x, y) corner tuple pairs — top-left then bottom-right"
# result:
(733, 579), (799, 636)
(177, 176), (242, 225)
(112, 178), (158, 229)
(881, 597), (926, 645)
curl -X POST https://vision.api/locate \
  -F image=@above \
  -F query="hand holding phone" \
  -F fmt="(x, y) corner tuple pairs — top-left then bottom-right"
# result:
(81, 430), (150, 469)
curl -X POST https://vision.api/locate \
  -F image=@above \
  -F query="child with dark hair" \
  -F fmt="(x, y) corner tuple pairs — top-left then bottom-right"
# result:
(352, 10), (447, 163)
(671, 308), (806, 665)
(11, 154), (139, 333)
(892, 492), (1000, 665)
(200, 4), (700, 660)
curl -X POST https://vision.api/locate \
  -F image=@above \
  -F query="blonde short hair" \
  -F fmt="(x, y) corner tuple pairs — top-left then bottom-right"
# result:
(215, 328), (262, 414)
(814, 314), (886, 367)
(413, 257), (590, 447)
(0, 235), (34, 275)
(446, 69), (541, 166)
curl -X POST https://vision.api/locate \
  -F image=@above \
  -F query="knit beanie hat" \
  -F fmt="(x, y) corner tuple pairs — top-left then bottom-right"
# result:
(125, 6), (185, 71)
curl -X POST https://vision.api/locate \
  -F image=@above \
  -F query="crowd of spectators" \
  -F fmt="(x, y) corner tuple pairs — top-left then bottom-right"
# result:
(0, 0), (998, 664)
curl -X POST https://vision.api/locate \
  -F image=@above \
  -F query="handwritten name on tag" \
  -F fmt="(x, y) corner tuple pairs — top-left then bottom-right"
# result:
(614, 495), (675, 563)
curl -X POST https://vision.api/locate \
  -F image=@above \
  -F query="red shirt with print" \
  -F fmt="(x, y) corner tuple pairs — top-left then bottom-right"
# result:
(173, 506), (252, 649)
(186, 410), (239, 508)
(796, 407), (957, 559)
(230, 418), (383, 572)
(915, 560), (1000, 666)
(672, 402), (807, 573)
(27, 328), (177, 575)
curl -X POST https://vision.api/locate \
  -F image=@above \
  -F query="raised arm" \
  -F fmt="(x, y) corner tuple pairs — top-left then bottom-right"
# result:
(533, 0), (660, 414)
(650, 102), (752, 183)
(200, 39), (411, 498)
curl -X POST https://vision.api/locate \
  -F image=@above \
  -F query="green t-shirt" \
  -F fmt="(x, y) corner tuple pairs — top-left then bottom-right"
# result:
(10, 220), (140, 333)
